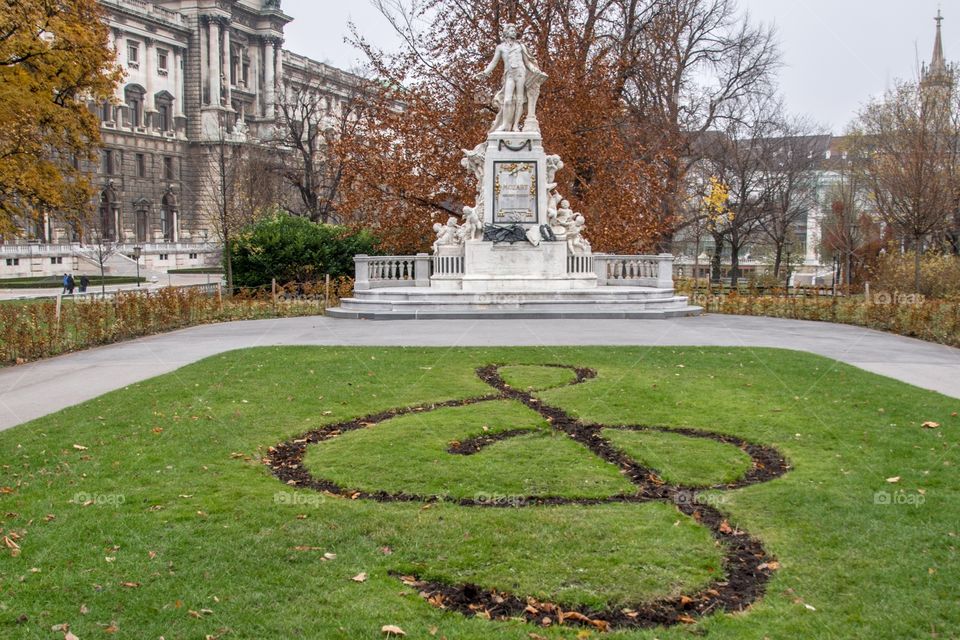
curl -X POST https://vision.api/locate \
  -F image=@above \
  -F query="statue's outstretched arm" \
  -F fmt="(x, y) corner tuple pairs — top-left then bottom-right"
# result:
(476, 45), (502, 79)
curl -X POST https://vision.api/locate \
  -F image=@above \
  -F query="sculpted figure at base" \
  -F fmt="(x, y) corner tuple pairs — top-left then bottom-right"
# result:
(432, 217), (462, 253)
(475, 23), (548, 133)
(458, 206), (484, 241)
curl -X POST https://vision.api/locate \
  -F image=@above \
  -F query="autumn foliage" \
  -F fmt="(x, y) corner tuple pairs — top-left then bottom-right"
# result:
(336, 0), (674, 254)
(0, 0), (121, 235)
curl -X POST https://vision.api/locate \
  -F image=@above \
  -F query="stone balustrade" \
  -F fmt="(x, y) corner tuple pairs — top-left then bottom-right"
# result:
(593, 253), (675, 288)
(567, 254), (594, 275)
(355, 252), (677, 290)
(354, 254), (431, 290)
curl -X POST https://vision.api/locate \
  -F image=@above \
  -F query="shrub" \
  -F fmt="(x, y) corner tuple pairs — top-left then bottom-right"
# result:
(229, 213), (378, 287)
(868, 251), (960, 299)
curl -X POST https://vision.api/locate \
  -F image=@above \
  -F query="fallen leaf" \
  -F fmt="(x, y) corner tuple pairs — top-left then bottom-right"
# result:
(72, 444), (88, 451)
(718, 520), (733, 534)
(65, 632), (79, 640)
(922, 421), (941, 429)
(677, 614), (697, 624)
(886, 476), (901, 483)
(120, 582), (140, 588)
(757, 561), (781, 571)
(351, 572), (368, 582)
(381, 624), (406, 636)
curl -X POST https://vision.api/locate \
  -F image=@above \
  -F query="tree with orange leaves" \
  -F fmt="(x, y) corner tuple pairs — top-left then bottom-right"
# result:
(334, 0), (673, 254)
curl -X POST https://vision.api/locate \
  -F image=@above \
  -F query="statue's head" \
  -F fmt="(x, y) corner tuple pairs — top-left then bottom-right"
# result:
(560, 199), (570, 209)
(433, 222), (443, 233)
(503, 23), (518, 39)
(447, 216), (458, 226)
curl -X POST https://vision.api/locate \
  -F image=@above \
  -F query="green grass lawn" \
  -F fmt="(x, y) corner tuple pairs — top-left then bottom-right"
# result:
(0, 346), (957, 638)
(0, 275), (145, 289)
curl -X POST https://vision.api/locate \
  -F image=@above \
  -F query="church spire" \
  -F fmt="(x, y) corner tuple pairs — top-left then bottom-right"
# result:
(930, 9), (948, 76)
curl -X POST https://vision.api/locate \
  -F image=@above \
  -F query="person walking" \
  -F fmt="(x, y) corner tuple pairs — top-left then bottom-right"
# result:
(62, 273), (70, 294)
(66, 273), (75, 295)
(79, 274), (89, 293)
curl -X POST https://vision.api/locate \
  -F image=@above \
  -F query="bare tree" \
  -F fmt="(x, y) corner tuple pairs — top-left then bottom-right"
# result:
(203, 124), (281, 292)
(274, 81), (365, 224)
(756, 117), (829, 279)
(622, 0), (780, 250)
(850, 77), (960, 292)
(696, 96), (781, 286)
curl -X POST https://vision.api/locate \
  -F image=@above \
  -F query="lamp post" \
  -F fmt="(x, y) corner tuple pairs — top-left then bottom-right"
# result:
(133, 245), (142, 287)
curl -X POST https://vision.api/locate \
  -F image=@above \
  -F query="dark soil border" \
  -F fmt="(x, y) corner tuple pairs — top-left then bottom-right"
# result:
(265, 363), (791, 631)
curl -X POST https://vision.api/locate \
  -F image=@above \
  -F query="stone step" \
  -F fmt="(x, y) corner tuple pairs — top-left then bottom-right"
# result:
(326, 307), (703, 320)
(337, 296), (692, 312)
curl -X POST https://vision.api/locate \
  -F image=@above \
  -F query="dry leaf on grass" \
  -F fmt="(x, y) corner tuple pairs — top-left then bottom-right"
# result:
(886, 476), (901, 483)
(381, 624), (406, 636)
(351, 572), (368, 582)
(922, 421), (941, 429)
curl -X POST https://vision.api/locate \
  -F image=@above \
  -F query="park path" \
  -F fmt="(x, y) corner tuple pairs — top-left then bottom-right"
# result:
(1, 315), (958, 431)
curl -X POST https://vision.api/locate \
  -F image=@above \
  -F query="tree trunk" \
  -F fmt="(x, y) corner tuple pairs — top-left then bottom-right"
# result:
(710, 241), (723, 284)
(772, 243), (783, 279)
(729, 243), (741, 289)
(913, 238), (921, 294)
(224, 233), (234, 297)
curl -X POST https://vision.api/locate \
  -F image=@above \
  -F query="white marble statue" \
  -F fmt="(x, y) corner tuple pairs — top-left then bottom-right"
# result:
(474, 23), (548, 133)
(546, 155), (564, 183)
(458, 206), (484, 241)
(567, 213), (591, 254)
(432, 217), (462, 253)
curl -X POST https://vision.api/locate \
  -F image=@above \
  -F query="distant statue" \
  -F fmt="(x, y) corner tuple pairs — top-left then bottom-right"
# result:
(474, 23), (547, 133)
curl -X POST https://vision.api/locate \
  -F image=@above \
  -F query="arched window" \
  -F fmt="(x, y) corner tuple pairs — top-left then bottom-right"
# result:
(154, 91), (174, 132)
(161, 192), (177, 242)
(124, 84), (146, 128)
(98, 188), (117, 241)
(134, 199), (150, 242)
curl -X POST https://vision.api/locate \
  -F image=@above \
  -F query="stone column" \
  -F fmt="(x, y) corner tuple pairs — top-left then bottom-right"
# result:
(199, 18), (209, 105)
(657, 253), (675, 289)
(222, 22), (232, 108)
(144, 37), (156, 128)
(354, 255), (370, 290)
(274, 40), (283, 94)
(414, 253), (431, 287)
(173, 47), (184, 117)
(263, 38), (275, 118)
(209, 19), (221, 107)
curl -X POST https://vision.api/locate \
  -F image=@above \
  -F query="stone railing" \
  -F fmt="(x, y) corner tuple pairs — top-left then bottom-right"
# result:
(594, 254), (675, 288)
(0, 243), (78, 257)
(567, 254), (594, 275)
(354, 254), (431, 290)
(354, 252), (677, 290)
(432, 254), (465, 277)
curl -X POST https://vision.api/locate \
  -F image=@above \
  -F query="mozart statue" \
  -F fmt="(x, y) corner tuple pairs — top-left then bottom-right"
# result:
(475, 23), (548, 133)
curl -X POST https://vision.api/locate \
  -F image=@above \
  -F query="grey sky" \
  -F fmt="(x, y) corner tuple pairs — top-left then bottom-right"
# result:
(280, 0), (953, 134)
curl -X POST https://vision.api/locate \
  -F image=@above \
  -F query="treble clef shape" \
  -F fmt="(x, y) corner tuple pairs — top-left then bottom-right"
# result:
(266, 364), (790, 630)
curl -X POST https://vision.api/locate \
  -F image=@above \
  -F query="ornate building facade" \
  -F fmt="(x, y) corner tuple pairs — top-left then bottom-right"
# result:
(1, 0), (360, 277)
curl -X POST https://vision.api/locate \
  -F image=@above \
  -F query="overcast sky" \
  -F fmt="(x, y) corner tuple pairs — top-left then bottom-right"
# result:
(281, 0), (954, 134)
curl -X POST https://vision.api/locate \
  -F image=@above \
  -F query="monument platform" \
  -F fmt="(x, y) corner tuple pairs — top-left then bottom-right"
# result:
(327, 285), (699, 320)
(327, 253), (702, 320)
